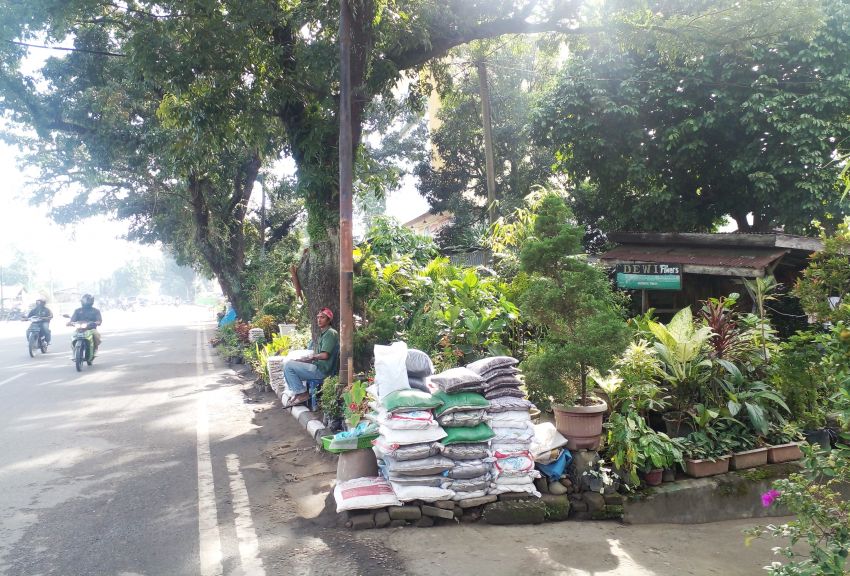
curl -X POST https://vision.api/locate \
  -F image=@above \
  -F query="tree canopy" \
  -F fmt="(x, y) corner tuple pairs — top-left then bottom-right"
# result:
(533, 0), (850, 233)
(0, 0), (828, 323)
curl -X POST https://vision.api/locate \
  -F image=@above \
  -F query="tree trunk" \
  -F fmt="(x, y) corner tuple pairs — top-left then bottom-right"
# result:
(297, 228), (340, 343)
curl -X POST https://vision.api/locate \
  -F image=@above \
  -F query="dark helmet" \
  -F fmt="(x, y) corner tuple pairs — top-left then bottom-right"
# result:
(81, 294), (95, 307)
(35, 295), (47, 305)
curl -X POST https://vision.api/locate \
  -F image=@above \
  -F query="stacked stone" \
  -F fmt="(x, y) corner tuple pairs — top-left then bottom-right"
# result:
(466, 356), (540, 498)
(372, 389), (456, 503)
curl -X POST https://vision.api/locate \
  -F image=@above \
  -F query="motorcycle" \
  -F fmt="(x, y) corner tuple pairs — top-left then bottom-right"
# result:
(63, 315), (97, 372)
(22, 316), (50, 357)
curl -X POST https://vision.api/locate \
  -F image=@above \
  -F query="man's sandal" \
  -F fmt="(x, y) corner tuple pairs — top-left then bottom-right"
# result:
(283, 393), (310, 409)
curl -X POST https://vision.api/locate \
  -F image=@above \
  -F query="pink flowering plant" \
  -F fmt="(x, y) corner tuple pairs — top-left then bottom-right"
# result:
(746, 443), (850, 575)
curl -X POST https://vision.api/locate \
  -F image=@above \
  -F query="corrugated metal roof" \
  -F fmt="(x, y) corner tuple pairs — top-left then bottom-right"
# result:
(600, 245), (789, 271)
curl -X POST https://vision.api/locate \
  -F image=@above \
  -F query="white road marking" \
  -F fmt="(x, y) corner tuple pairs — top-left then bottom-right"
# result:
(226, 454), (266, 576)
(196, 328), (224, 576)
(0, 374), (24, 388)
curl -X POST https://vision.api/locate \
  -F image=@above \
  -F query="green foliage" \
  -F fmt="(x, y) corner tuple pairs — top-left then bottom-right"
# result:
(773, 331), (830, 429)
(794, 220), (850, 325)
(647, 307), (714, 412)
(606, 410), (684, 485)
(416, 38), (557, 246)
(353, 218), (518, 371)
(320, 375), (343, 421)
(519, 194), (630, 408)
(342, 379), (371, 428)
(747, 443), (850, 575)
(534, 2), (850, 234)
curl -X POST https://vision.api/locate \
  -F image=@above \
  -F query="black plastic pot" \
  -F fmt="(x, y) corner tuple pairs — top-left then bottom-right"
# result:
(803, 428), (832, 452)
(663, 412), (694, 438)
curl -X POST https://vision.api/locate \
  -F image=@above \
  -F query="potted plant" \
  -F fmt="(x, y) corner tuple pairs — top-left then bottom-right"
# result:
(765, 422), (805, 463)
(581, 459), (621, 494)
(320, 375), (344, 432)
(605, 409), (683, 487)
(646, 308), (714, 437)
(679, 429), (732, 477)
(519, 194), (631, 450)
(728, 431), (768, 471)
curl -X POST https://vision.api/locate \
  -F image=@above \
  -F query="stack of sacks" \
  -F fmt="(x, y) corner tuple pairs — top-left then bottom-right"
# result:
(373, 389), (456, 502)
(432, 390), (494, 501)
(467, 356), (540, 498)
(430, 366), (487, 395)
(405, 348), (434, 393)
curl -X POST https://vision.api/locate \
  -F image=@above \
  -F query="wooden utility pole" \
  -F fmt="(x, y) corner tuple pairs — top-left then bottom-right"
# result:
(477, 59), (498, 226)
(338, 0), (354, 388)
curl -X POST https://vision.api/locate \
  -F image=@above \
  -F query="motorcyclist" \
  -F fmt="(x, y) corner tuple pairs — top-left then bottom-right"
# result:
(26, 296), (53, 344)
(68, 294), (103, 353)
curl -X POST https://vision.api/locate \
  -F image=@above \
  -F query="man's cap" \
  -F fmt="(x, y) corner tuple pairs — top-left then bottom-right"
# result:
(319, 307), (334, 322)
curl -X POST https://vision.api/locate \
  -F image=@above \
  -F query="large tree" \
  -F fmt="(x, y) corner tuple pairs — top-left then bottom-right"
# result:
(533, 0), (850, 233)
(416, 37), (560, 250)
(0, 0), (824, 322)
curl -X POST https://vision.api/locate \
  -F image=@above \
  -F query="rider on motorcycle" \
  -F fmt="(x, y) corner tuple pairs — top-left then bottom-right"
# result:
(26, 296), (53, 344)
(68, 294), (103, 352)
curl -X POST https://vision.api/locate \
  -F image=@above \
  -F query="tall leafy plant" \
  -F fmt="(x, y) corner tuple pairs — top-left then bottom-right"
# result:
(648, 307), (714, 412)
(519, 194), (630, 408)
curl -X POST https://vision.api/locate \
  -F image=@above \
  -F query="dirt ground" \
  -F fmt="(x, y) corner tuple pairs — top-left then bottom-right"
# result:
(241, 375), (789, 576)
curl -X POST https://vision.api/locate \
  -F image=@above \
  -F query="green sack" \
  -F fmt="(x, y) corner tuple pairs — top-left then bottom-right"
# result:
(442, 422), (495, 445)
(382, 389), (443, 413)
(432, 390), (490, 416)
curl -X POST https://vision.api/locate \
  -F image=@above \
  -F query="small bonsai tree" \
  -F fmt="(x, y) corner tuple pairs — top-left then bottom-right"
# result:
(519, 193), (630, 408)
(793, 219), (850, 325)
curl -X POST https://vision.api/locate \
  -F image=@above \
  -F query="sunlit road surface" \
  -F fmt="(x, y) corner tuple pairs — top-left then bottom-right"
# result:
(0, 306), (270, 576)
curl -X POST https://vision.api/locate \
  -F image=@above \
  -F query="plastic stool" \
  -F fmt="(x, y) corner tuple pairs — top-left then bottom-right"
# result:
(306, 379), (324, 412)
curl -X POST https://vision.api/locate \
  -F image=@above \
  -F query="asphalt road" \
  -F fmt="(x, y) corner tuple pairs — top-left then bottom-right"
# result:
(0, 306), (279, 576)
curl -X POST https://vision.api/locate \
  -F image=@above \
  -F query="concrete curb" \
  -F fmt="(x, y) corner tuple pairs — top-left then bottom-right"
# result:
(230, 361), (332, 447)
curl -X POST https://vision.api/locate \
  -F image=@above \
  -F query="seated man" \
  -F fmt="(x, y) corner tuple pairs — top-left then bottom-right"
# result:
(282, 307), (339, 408)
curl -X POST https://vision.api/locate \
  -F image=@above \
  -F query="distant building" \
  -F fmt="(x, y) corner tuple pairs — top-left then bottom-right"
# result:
(403, 211), (454, 237)
(597, 232), (822, 317)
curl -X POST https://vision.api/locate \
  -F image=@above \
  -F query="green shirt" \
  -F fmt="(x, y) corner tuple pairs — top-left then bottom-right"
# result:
(313, 327), (339, 376)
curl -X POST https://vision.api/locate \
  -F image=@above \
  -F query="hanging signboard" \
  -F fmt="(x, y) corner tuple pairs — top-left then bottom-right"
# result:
(616, 263), (682, 290)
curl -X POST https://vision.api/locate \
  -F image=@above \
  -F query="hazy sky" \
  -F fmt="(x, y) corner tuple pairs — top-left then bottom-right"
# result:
(0, 142), (163, 290)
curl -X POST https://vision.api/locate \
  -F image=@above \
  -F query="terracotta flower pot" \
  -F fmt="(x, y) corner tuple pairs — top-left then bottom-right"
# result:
(767, 442), (803, 464)
(730, 447), (768, 470)
(683, 456), (730, 478)
(553, 399), (608, 450)
(642, 468), (663, 486)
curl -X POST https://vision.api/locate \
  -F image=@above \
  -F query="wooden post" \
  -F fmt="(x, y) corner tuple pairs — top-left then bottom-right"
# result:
(477, 59), (498, 226)
(338, 0), (354, 388)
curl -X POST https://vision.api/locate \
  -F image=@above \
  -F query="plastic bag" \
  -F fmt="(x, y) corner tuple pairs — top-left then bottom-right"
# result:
(374, 342), (410, 400)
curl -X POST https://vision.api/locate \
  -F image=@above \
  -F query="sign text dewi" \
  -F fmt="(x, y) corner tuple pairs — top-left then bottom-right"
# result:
(616, 263), (680, 275)
(615, 262), (682, 290)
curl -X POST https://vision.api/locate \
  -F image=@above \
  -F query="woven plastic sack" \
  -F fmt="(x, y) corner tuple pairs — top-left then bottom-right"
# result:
(437, 409), (487, 428)
(379, 425), (447, 446)
(390, 482), (455, 503)
(382, 389), (443, 413)
(479, 366), (521, 380)
(465, 356), (518, 375)
(487, 396), (535, 413)
(373, 439), (441, 461)
(407, 376), (430, 392)
(452, 489), (489, 501)
(334, 477), (401, 512)
(406, 348), (435, 378)
(493, 451), (535, 477)
(430, 367), (485, 394)
(375, 342), (410, 400)
(529, 422), (570, 462)
(439, 442), (490, 461)
(484, 387), (526, 400)
(442, 422), (495, 445)
(376, 408), (437, 430)
(443, 474), (490, 492)
(383, 454), (455, 476)
(490, 422), (535, 443)
(446, 459), (491, 479)
(432, 390), (489, 416)
(488, 410), (532, 427)
(386, 474), (446, 487)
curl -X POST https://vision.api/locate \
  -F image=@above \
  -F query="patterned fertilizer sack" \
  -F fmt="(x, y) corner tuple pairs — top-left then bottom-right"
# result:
(440, 442), (490, 461)
(446, 459), (491, 479)
(383, 455), (455, 476)
(487, 396), (535, 413)
(437, 409), (487, 428)
(465, 356), (518, 375)
(373, 439), (442, 461)
(334, 477), (401, 512)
